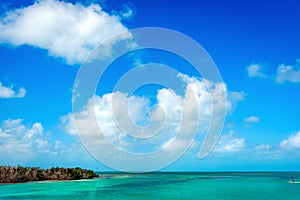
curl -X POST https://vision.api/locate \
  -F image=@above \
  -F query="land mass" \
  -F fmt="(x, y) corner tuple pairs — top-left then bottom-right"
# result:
(0, 165), (98, 183)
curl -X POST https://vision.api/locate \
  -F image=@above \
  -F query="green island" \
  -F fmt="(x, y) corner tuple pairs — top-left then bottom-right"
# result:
(0, 165), (98, 183)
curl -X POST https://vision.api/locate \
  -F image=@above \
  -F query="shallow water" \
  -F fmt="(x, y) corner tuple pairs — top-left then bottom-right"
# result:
(1, 172), (300, 199)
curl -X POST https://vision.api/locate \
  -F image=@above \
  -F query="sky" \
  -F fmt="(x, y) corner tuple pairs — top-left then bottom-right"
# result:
(0, 0), (300, 171)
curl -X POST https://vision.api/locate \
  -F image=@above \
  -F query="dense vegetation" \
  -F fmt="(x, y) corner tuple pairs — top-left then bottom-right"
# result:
(0, 165), (98, 183)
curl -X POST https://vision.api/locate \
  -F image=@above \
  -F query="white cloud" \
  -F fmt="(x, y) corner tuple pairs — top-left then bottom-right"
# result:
(276, 60), (300, 83)
(223, 138), (246, 152)
(255, 144), (271, 151)
(246, 64), (266, 78)
(246, 59), (300, 84)
(0, 119), (49, 163)
(0, 0), (133, 64)
(226, 91), (246, 113)
(214, 131), (246, 153)
(112, 4), (135, 20)
(0, 82), (26, 98)
(243, 116), (260, 123)
(63, 90), (181, 152)
(62, 74), (244, 159)
(0, 118), (97, 166)
(280, 131), (300, 149)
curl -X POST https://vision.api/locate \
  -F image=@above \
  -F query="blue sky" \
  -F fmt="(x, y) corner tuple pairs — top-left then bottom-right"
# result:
(0, 0), (300, 171)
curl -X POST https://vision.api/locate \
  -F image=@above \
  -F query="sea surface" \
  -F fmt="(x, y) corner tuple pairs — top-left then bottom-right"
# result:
(1, 172), (300, 199)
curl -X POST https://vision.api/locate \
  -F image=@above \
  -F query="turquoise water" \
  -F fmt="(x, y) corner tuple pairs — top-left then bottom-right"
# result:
(1, 172), (300, 199)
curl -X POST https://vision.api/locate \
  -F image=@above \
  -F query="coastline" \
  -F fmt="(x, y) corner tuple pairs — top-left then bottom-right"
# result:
(0, 178), (99, 185)
(2, 170), (298, 184)
(0, 166), (98, 184)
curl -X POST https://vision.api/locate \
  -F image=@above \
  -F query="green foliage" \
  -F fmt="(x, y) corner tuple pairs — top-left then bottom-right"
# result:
(0, 165), (98, 183)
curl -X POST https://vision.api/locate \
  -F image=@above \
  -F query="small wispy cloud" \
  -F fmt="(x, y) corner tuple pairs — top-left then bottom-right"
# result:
(255, 144), (271, 151)
(246, 59), (300, 84)
(246, 64), (266, 78)
(275, 60), (300, 83)
(112, 3), (136, 20)
(213, 131), (246, 153)
(243, 116), (260, 123)
(0, 82), (26, 98)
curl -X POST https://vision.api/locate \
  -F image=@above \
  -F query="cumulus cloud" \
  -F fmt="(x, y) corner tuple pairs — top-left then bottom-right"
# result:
(0, 118), (96, 166)
(246, 64), (266, 78)
(0, 82), (26, 98)
(0, 119), (49, 163)
(276, 60), (300, 83)
(280, 131), (300, 149)
(62, 74), (244, 159)
(0, 0), (133, 64)
(243, 116), (260, 123)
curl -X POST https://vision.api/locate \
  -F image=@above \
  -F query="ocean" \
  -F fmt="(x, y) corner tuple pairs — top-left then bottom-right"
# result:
(1, 172), (300, 199)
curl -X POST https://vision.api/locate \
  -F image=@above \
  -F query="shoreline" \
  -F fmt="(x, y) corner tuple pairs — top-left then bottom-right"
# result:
(0, 166), (98, 184)
(0, 177), (99, 185)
